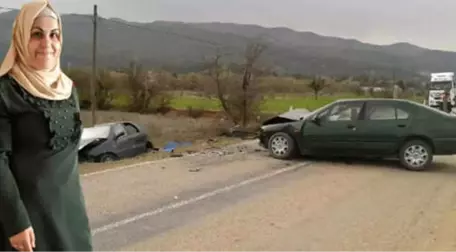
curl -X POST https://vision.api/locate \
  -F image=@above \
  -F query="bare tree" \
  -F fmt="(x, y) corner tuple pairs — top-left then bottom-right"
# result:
(65, 68), (91, 108)
(96, 69), (116, 110)
(349, 83), (363, 96)
(207, 49), (237, 124)
(206, 42), (267, 127)
(392, 80), (407, 99)
(308, 76), (326, 99)
(125, 61), (163, 113)
(240, 42), (267, 127)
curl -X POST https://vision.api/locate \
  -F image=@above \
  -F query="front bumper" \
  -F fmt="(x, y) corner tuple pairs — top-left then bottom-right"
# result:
(257, 131), (269, 149)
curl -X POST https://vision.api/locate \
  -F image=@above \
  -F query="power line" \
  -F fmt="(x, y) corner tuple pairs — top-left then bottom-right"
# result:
(96, 12), (263, 55)
(0, 6), (225, 49)
(102, 17), (220, 47)
(1, 5), (262, 55)
(94, 14), (252, 67)
(1, 5), (271, 69)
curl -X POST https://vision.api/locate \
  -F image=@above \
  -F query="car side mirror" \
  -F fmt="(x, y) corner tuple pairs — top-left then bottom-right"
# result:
(311, 116), (321, 126)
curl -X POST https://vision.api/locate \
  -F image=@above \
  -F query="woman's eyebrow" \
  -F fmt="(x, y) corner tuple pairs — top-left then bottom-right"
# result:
(31, 27), (60, 32)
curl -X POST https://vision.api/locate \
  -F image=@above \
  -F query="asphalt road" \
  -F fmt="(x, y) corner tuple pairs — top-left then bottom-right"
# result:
(82, 141), (456, 251)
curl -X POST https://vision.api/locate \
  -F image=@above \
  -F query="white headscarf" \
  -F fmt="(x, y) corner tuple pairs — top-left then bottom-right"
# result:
(0, 0), (73, 100)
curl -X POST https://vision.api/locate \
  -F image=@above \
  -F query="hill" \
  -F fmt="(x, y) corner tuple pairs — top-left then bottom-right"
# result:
(0, 10), (455, 79)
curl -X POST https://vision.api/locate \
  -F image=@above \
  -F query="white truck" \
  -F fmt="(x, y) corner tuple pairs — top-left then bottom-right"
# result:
(426, 72), (456, 111)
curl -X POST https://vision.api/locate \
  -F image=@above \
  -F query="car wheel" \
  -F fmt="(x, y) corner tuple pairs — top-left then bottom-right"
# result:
(268, 132), (296, 160)
(98, 153), (118, 163)
(399, 140), (433, 171)
(146, 141), (155, 152)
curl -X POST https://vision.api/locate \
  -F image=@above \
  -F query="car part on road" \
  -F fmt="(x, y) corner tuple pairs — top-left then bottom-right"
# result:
(163, 141), (192, 153)
(399, 139), (433, 171)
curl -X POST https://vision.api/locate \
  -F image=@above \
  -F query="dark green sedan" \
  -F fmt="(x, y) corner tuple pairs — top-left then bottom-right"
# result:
(259, 98), (456, 171)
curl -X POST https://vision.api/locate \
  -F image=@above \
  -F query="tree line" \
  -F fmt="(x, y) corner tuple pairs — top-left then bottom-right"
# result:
(65, 42), (426, 127)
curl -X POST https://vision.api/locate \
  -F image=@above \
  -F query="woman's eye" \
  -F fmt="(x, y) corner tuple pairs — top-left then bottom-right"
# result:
(30, 31), (60, 40)
(31, 32), (42, 38)
(50, 32), (60, 39)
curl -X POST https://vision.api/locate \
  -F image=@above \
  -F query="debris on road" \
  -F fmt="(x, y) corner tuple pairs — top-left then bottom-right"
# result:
(163, 141), (193, 153)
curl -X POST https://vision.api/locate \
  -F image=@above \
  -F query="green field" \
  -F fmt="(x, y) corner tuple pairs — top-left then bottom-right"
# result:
(111, 92), (425, 114)
(170, 94), (369, 113)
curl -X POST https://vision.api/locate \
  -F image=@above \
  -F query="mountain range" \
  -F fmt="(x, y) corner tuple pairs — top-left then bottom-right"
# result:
(1, 10), (455, 79)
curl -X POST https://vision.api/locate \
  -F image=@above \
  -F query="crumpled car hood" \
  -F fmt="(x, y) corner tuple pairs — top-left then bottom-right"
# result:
(78, 126), (110, 150)
(78, 138), (100, 150)
(262, 108), (311, 126)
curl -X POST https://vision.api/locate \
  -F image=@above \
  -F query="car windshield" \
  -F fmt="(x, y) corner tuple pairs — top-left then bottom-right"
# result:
(310, 102), (334, 116)
(429, 81), (452, 90)
(312, 101), (359, 119)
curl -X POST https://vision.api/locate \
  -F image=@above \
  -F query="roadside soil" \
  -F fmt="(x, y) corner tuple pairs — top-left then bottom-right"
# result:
(79, 136), (244, 174)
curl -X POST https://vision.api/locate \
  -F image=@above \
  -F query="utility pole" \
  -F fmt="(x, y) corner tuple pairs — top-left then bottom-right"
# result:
(90, 4), (98, 126)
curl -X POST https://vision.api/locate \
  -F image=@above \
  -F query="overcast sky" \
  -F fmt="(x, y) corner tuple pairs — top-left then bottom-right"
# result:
(1, 0), (455, 51)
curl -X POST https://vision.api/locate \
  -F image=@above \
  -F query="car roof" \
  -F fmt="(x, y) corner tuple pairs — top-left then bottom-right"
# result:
(94, 122), (117, 128)
(95, 121), (134, 127)
(335, 98), (417, 105)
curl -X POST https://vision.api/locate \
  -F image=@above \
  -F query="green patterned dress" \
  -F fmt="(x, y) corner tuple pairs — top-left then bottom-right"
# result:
(0, 74), (92, 251)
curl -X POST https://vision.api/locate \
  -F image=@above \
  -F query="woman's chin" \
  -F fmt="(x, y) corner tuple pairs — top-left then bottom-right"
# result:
(30, 63), (56, 71)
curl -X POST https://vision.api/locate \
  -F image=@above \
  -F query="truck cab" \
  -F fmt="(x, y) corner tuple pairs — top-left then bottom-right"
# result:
(427, 72), (455, 111)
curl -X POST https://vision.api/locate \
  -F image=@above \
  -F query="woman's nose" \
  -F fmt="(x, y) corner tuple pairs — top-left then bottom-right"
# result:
(40, 35), (52, 47)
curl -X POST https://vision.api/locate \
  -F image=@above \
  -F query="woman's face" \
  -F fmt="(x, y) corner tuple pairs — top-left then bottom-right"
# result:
(27, 15), (61, 71)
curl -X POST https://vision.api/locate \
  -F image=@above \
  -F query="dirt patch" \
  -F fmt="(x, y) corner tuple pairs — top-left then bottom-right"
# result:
(165, 108), (224, 118)
(79, 137), (245, 175)
(78, 110), (259, 175)
(80, 110), (233, 146)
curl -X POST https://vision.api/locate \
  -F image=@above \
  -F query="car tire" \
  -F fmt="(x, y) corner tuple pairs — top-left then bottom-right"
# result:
(268, 132), (296, 160)
(98, 153), (118, 163)
(399, 139), (433, 171)
(146, 141), (155, 152)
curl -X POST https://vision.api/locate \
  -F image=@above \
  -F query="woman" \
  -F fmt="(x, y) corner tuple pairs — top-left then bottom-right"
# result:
(0, 0), (93, 251)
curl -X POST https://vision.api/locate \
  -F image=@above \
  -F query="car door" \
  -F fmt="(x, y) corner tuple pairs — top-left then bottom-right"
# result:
(123, 123), (148, 154)
(112, 124), (137, 158)
(356, 101), (412, 156)
(302, 101), (365, 156)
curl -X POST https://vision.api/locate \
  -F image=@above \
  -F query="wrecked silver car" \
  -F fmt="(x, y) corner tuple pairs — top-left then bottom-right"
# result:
(258, 108), (311, 148)
(78, 121), (154, 163)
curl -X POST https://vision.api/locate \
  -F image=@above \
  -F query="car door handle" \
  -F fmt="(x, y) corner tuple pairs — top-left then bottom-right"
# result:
(347, 124), (356, 130)
(397, 124), (406, 128)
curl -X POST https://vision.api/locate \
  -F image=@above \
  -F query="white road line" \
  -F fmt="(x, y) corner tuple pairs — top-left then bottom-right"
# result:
(81, 152), (201, 177)
(91, 161), (312, 235)
(82, 140), (257, 177)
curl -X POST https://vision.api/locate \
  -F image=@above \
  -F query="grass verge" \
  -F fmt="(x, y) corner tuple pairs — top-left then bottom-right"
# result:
(170, 93), (425, 113)
(170, 94), (365, 113)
